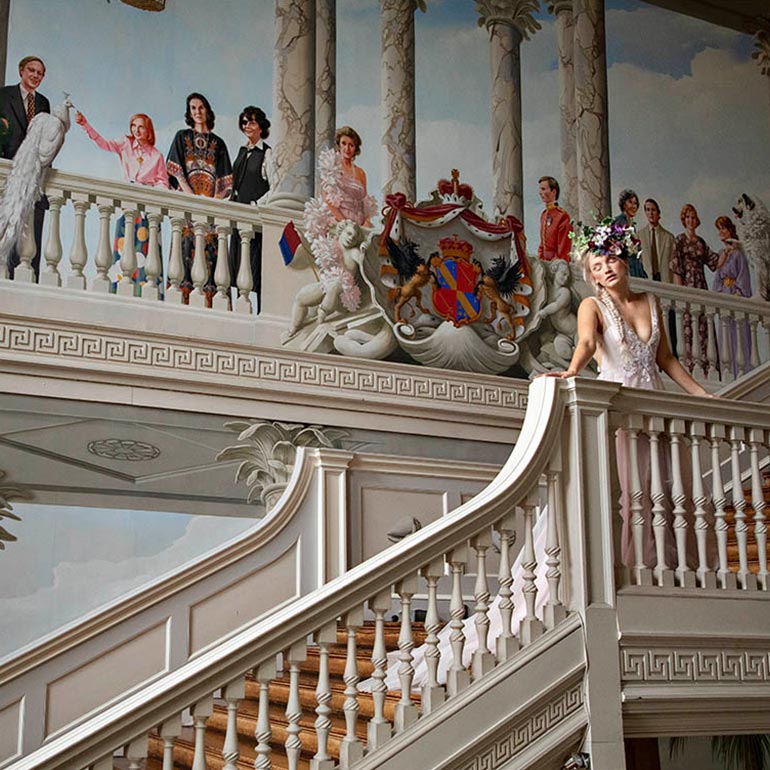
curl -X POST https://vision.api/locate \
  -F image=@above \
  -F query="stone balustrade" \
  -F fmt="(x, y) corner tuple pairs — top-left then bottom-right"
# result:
(0, 161), (264, 315)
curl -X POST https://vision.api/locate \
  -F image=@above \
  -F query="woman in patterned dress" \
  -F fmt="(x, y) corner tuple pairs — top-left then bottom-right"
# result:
(670, 203), (719, 375)
(166, 93), (232, 304)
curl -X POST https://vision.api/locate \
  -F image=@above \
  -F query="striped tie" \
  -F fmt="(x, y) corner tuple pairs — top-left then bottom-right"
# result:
(26, 92), (35, 124)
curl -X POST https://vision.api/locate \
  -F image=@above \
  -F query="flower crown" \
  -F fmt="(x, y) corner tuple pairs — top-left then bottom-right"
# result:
(569, 217), (641, 263)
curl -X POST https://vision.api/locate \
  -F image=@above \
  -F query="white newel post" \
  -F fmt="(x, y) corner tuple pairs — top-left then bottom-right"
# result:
(67, 196), (90, 289)
(476, 0), (540, 221)
(573, 0), (611, 219)
(381, 0), (419, 201)
(40, 194), (64, 287)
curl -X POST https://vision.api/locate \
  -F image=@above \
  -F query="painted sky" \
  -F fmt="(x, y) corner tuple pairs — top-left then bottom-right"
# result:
(7, 0), (770, 248)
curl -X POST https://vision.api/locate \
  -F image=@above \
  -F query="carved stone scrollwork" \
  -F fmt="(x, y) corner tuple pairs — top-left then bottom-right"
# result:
(216, 422), (349, 511)
(0, 470), (34, 550)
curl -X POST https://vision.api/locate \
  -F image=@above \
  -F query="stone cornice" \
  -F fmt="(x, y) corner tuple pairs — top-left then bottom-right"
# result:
(475, 0), (542, 40)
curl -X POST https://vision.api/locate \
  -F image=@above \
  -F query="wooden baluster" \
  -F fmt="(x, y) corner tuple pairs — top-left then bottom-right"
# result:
(749, 429), (768, 590)
(40, 194), (64, 287)
(689, 422), (716, 589)
(735, 312), (748, 377)
(519, 492), (545, 644)
(254, 659), (276, 770)
(311, 620), (337, 769)
(669, 419), (695, 587)
(158, 714), (182, 770)
(749, 317), (761, 371)
(285, 640), (307, 770)
(627, 415), (651, 586)
(544, 467), (567, 626)
(420, 559), (446, 714)
(367, 591), (393, 747)
(91, 202), (114, 292)
(212, 222), (231, 311)
(189, 220), (209, 307)
(708, 424), (736, 589)
(236, 225), (254, 314)
(142, 209), (162, 301)
(494, 511), (519, 661)
(67, 196), (89, 289)
(117, 208), (138, 297)
(447, 545), (470, 696)
(166, 215), (185, 304)
(339, 607), (364, 768)
(730, 426), (757, 590)
(471, 528), (494, 679)
(705, 304), (719, 381)
(646, 417), (674, 586)
(125, 734), (148, 770)
(719, 312), (732, 382)
(394, 578), (418, 731)
(190, 695), (213, 770)
(222, 679), (244, 770)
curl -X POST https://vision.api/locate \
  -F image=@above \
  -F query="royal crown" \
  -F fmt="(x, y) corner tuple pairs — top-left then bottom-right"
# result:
(438, 235), (474, 261)
(437, 169), (474, 205)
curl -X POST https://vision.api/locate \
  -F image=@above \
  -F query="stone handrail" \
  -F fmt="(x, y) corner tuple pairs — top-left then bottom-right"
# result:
(0, 161), (265, 313)
(5, 377), (569, 770)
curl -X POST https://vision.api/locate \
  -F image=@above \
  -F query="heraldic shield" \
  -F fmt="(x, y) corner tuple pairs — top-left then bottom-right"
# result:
(355, 170), (538, 374)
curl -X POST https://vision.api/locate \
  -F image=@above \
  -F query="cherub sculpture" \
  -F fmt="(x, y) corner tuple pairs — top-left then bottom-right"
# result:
(0, 95), (73, 271)
(386, 237), (438, 323)
(477, 255), (523, 341)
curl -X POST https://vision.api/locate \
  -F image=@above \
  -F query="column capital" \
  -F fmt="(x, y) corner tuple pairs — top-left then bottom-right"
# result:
(547, 0), (573, 16)
(753, 16), (770, 77)
(475, 0), (541, 40)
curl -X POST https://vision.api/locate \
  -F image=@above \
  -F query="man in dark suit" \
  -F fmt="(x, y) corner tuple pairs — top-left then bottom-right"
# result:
(0, 55), (50, 279)
(229, 106), (271, 312)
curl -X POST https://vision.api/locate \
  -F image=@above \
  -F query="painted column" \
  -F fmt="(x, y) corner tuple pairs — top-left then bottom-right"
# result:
(573, 0), (611, 220)
(549, 0), (578, 217)
(315, 0), (336, 192)
(381, 0), (422, 201)
(477, 1), (540, 222)
(271, 0), (316, 208)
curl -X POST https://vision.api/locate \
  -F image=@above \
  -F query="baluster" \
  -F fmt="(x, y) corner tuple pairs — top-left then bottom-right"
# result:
(730, 426), (757, 590)
(471, 528), (494, 678)
(447, 544), (470, 696)
(689, 422), (716, 588)
(736, 312), (748, 377)
(213, 222), (231, 311)
(669, 419), (695, 587)
(190, 695), (213, 770)
(627, 415), (652, 586)
(311, 620), (337, 769)
(675, 302), (686, 367)
(158, 714), (182, 770)
(749, 317), (761, 371)
(285, 640), (307, 770)
(14, 209), (36, 281)
(519, 492), (545, 644)
(142, 209), (162, 301)
(91, 756), (114, 770)
(394, 578), (418, 731)
(705, 305), (719, 381)
(40, 194), (64, 287)
(749, 429), (768, 590)
(117, 207), (138, 297)
(647, 417), (674, 586)
(709, 424), (736, 589)
(91, 202), (114, 292)
(67, 196), (89, 289)
(166, 215), (185, 304)
(494, 511), (519, 661)
(254, 659), (276, 770)
(221, 679), (244, 770)
(719, 312), (732, 382)
(367, 591), (393, 746)
(236, 225), (254, 314)
(420, 558), (446, 714)
(189, 220), (209, 307)
(544, 467), (567, 625)
(125, 734), (148, 770)
(339, 607), (364, 768)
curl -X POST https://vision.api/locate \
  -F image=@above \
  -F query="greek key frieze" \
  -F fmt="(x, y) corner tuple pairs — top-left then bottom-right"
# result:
(622, 648), (770, 683)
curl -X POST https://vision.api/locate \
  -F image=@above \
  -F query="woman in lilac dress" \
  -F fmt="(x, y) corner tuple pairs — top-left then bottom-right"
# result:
(670, 203), (719, 375)
(712, 215), (752, 378)
(324, 126), (376, 227)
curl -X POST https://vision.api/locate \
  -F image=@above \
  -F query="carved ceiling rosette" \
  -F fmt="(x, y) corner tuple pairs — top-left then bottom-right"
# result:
(475, 0), (542, 39)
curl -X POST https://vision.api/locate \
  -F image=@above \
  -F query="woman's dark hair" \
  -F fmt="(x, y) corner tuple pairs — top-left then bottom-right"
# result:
(185, 92), (215, 130)
(238, 106), (270, 139)
(715, 215), (737, 240)
(618, 188), (638, 215)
